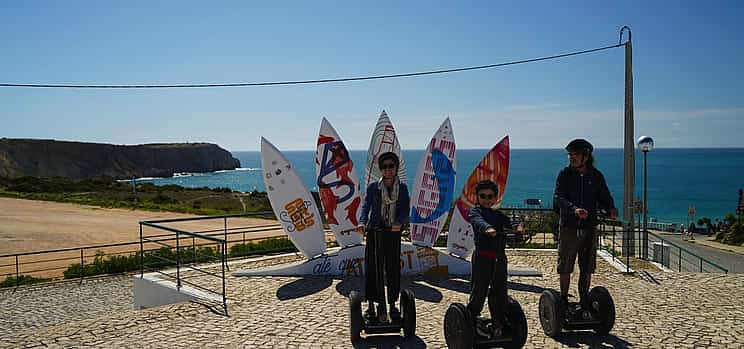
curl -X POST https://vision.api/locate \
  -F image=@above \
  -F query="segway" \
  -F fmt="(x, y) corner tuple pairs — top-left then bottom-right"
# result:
(538, 286), (615, 337)
(348, 288), (416, 342)
(443, 297), (528, 349)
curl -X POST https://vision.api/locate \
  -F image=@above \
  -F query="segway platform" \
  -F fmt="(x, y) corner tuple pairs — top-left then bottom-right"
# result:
(443, 297), (528, 349)
(538, 286), (616, 337)
(348, 289), (416, 342)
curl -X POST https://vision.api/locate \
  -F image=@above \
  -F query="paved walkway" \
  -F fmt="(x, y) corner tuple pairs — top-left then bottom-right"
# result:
(0, 275), (133, 334)
(1, 250), (743, 348)
(689, 237), (744, 256)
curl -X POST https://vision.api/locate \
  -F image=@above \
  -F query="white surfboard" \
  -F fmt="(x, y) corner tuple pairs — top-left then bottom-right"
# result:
(315, 117), (363, 247)
(447, 136), (510, 258)
(409, 118), (456, 247)
(261, 137), (326, 259)
(364, 110), (407, 189)
(233, 243), (542, 277)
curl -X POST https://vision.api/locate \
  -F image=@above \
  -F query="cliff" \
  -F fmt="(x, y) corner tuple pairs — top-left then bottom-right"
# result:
(0, 138), (241, 179)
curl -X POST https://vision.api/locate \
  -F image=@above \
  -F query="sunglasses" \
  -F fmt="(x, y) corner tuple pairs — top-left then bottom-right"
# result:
(478, 194), (495, 200)
(380, 163), (396, 170)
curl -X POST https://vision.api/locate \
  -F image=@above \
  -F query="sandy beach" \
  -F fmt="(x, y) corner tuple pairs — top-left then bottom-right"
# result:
(0, 197), (286, 278)
(0, 197), (282, 254)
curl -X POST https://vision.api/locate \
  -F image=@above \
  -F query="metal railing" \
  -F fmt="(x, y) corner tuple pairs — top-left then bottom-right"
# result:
(140, 217), (225, 315)
(596, 219), (728, 274)
(643, 230), (728, 273)
(501, 208), (558, 248)
(139, 212), (295, 316)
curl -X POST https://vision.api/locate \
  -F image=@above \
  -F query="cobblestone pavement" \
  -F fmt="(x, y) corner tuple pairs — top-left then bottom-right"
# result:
(1, 250), (743, 348)
(0, 275), (134, 334)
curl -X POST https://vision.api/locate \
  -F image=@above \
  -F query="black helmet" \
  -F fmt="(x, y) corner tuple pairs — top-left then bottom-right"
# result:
(377, 152), (400, 168)
(565, 139), (593, 154)
(475, 180), (499, 195)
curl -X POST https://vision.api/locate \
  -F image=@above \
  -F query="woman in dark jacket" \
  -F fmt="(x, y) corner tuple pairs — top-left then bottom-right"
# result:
(356, 152), (410, 323)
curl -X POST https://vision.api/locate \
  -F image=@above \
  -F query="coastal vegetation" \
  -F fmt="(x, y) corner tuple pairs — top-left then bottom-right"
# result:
(715, 213), (744, 246)
(0, 176), (271, 215)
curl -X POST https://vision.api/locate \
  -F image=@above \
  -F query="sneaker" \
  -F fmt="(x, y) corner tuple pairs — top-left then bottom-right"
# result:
(474, 319), (490, 338)
(581, 309), (592, 320)
(389, 304), (401, 321)
(364, 304), (376, 321)
(377, 304), (389, 323)
(491, 325), (503, 339)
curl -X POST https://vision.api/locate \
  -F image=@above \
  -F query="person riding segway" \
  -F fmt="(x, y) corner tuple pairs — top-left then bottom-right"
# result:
(539, 139), (618, 337)
(444, 180), (528, 348)
(349, 152), (416, 341)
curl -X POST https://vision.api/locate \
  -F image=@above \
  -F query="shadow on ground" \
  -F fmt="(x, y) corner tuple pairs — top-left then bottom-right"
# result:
(335, 277), (443, 303)
(554, 331), (633, 349)
(352, 335), (426, 349)
(424, 277), (548, 295)
(276, 277), (333, 300)
(507, 281), (549, 294)
(424, 276), (470, 294)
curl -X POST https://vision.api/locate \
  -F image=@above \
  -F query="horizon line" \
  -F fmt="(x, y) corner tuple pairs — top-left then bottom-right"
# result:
(230, 146), (744, 152)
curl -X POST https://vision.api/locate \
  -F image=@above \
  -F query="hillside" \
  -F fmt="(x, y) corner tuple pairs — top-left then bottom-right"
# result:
(0, 138), (240, 179)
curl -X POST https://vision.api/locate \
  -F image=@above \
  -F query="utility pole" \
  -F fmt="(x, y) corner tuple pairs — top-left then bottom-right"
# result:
(622, 26), (636, 259)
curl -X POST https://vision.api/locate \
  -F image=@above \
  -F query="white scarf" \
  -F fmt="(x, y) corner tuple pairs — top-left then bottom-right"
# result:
(380, 176), (399, 228)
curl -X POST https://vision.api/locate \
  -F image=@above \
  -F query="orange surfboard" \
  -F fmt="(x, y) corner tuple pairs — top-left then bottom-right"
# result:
(446, 136), (510, 258)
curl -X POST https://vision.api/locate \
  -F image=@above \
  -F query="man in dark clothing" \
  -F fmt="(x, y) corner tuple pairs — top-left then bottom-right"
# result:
(554, 139), (617, 307)
(356, 152), (410, 323)
(467, 180), (511, 338)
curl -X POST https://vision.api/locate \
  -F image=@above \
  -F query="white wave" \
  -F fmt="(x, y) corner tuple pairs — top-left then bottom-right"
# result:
(116, 176), (161, 182)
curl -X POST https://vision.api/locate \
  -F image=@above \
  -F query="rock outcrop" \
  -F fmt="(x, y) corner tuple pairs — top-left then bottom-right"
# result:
(0, 138), (241, 179)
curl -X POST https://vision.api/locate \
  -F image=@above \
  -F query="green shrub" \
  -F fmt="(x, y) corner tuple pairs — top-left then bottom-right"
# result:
(433, 235), (447, 248)
(603, 247), (622, 257)
(720, 222), (744, 246)
(519, 242), (558, 249)
(151, 193), (178, 204)
(229, 238), (296, 257)
(61, 246), (225, 279)
(0, 275), (51, 288)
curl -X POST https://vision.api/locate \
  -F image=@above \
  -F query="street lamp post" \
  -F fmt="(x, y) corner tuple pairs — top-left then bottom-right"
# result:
(637, 136), (654, 260)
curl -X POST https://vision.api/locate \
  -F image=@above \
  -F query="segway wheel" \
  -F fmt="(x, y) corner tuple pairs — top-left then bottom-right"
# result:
(589, 286), (615, 335)
(538, 289), (564, 338)
(443, 303), (474, 349)
(401, 288), (416, 338)
(349, 291), (363, 342)
(504, 296), (528, 349)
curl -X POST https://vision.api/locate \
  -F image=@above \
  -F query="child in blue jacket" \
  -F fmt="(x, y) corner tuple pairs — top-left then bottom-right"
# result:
(467, 180), (511, 337)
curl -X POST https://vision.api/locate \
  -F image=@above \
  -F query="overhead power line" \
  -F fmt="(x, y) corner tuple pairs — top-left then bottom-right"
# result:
(1, 42), (625, 89)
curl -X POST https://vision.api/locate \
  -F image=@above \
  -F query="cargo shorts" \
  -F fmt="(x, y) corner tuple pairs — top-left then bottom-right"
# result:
(557, 226), (597, 274)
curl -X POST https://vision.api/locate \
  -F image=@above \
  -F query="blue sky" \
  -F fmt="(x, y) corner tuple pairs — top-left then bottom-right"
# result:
(1, 1), (742, 151)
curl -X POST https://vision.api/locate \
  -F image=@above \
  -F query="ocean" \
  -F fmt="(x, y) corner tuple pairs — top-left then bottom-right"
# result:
(135, 148), (744, 225)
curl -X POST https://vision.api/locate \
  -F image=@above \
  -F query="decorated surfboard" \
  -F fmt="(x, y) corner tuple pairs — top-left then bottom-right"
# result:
(315, 117), (363, 248)
(261, 137), (326, 259)
(233, 242), (542, 277)
(364, 110), (407, 190)
(447, 136), (510, 258)
(409, 118), (456, 247)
